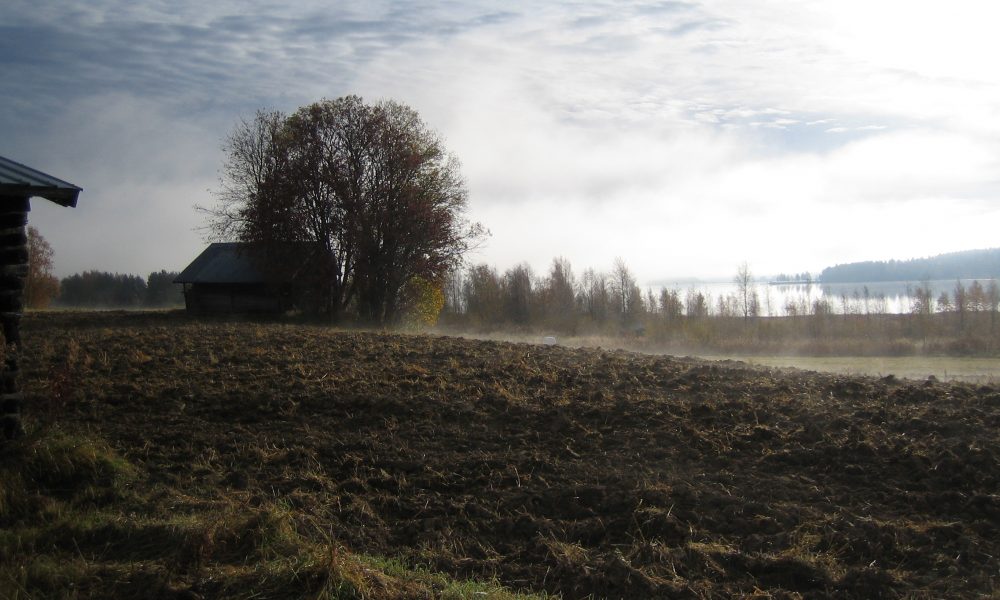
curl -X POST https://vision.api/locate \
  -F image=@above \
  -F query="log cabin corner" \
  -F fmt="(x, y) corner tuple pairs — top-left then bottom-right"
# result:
(0, 156), (80, 440)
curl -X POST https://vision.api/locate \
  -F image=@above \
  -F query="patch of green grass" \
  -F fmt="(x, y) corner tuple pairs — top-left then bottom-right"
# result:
(0, 428), (137, 524)
(0, 428), (546, 599)
(366, 555), (550, 599)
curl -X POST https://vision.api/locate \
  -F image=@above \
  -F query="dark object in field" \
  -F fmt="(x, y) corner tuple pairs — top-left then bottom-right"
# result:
(0, 155), (80, 440)
(174, 242), (328, 314)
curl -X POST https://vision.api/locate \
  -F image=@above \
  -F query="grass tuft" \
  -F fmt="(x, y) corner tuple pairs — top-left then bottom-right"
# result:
(0, 429), (136, 523)
(0, 425), (546, 599)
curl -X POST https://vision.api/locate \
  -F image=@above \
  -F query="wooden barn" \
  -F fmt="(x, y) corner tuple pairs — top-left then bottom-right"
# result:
(1, 156), (80, 439)
(174, 242), (324, 314)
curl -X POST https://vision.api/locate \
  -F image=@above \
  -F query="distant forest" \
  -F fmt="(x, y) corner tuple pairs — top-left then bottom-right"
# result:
(55, 270), (183, 308)
(820, 248), (1000, 283)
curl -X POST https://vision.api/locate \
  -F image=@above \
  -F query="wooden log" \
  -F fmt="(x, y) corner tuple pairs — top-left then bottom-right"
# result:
(0, 296), (24, 312)
(0, 232), (27, 247)
(0, 196), (30, 212)
(0, 275), (24, 290)
(0, 247), (29, 264)
(0, 204), (26, 440)
(0, 214), (28, 229)
(0, 264), (29, 278)
(0, 351), (22, 439)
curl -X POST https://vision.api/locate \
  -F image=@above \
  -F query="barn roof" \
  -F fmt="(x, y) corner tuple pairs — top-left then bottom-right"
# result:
(0, 155), (81, 207)
(174, 242), (321, 285)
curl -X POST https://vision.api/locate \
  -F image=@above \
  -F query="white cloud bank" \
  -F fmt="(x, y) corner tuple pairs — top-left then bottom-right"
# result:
(4, 0), (1000, 282)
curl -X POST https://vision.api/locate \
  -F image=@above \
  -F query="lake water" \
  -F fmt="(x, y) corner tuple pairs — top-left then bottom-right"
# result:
(650, 279), (998, 316)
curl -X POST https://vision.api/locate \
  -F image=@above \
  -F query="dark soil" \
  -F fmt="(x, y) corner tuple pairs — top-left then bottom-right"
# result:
(20, 311), (1000, 598)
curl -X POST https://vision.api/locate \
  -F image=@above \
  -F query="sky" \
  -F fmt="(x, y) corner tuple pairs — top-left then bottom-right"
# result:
(3, 1), (1000, 284)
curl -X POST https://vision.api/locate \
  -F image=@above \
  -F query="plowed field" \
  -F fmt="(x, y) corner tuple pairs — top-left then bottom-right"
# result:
(20, 312), (1000, 598)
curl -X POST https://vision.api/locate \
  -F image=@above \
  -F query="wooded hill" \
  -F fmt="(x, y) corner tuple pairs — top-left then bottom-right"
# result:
(820, 248), (1000, 283)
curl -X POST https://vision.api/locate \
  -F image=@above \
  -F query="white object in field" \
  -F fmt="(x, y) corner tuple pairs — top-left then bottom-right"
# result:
(543, 336), (558, 346)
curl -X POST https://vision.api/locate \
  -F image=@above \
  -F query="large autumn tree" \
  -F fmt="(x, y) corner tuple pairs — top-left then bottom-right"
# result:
(24, 226), (60, 309)
(205, 96), (484, 324)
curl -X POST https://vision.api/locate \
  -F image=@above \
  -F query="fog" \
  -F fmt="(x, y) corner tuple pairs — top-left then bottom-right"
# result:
(446, 331), (1000, 384)
(6, 2), (1000, 282)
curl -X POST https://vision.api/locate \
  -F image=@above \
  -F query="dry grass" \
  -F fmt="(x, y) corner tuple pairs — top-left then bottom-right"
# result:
(0, 427), (546, 599)
(4, 310), (1000, 598)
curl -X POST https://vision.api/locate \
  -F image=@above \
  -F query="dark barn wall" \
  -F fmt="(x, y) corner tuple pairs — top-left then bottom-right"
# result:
(184, 283), (290, 313)
(0, 196), (29, 439)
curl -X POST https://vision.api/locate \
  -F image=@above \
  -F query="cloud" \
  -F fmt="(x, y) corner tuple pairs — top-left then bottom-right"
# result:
(9, 93), (219, 277)
(4, 0), (1000, 283)
(663, 17), (729, 37)
(460, 122), (1000, 281)
(0, 2), (529, 125)
(821, 130), (1000, 203)
(634, 1), (697, 15)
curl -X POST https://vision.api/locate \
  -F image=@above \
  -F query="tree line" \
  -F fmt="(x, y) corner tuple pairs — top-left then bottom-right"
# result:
(56, 270), (183, 308)
(443, 257), (771, 332)
(439, 257), (1000, 355)
(444, 258), (1000, 327)
(444, 257), (651, 332)
(442, 257), (831, 330)
(23, 227), (184, 309)
(820, 248), (1000, 283)
(30, 269), (183, 309)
